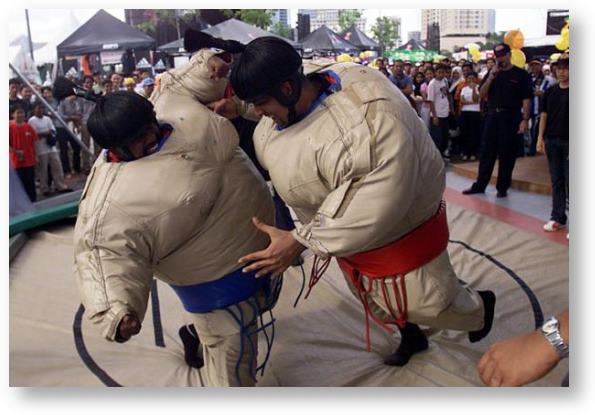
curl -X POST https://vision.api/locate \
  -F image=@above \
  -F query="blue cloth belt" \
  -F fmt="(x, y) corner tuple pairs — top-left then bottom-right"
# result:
(169, 268), (272, 313)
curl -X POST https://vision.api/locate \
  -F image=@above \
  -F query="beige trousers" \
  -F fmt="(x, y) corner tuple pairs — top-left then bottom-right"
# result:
(188, 298), (260, 387)
(37, 151), (67, 192)
(342, 250), (485, 332)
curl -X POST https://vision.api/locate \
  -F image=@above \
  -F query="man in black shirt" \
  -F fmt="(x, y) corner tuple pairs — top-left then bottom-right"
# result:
(538, 56), (569, 233)
(463, 43), (532, 197)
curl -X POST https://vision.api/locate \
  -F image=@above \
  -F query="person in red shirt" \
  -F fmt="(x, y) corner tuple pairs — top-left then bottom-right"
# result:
(9, 106), (38, 202)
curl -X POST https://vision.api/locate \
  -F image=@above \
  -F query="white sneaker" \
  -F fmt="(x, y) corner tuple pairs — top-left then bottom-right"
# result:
(543, 220), (566, 232)
(462, 155), (469, 161)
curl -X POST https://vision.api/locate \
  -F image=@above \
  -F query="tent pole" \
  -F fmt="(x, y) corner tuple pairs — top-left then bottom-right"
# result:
(25, 9), (35, 62)
(9, 62), (94, 156)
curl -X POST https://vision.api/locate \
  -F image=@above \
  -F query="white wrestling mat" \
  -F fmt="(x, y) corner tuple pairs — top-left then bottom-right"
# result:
(9, 204), (568, 386)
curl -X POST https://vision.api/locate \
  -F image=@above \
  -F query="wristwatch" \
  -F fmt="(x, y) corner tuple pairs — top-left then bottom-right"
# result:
(541, 316), (569, 358)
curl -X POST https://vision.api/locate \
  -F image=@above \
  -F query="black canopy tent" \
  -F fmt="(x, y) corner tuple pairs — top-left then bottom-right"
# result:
(57, 9), (156, 75)
(340, 25), (379, 51)
(300, 25), (358, 55)
(157, 18), (299, 56)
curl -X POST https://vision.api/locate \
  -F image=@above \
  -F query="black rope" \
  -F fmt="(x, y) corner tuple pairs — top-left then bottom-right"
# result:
(449, 239), (544, 329)
(72, 304), (122, 387)
(150, 280), (166, 348)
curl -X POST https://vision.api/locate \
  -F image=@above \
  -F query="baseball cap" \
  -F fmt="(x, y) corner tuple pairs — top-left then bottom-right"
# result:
(493, 43), (511, 57)
(142, 77), (155, 87)
(123, 77), (136, 86)
(529, 59), (542, 65)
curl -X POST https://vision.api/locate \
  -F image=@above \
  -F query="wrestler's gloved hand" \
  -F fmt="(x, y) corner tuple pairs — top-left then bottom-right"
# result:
(115, 313), (141, 343)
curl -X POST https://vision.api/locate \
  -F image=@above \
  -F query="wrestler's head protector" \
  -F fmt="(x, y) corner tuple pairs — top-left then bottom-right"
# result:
(87, 91), (158, 161)
(230, 37), (304, 125)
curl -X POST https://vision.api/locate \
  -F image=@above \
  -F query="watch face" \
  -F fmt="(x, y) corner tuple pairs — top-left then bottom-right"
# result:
(543, 318), (558, 333)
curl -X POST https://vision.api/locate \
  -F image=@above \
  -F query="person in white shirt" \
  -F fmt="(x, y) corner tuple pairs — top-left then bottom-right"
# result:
(427, 64), (453, 158)
(459, 72), (482, 161)
(28, 102), (72, 195)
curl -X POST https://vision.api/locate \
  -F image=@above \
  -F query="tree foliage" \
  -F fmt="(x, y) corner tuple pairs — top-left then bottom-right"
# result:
(371, 17), (400, 53)
(271, 21), (292, 39)
(134, 9), (200, 36)
(338, 9), (362, 32)
(222, 9), (274, 29)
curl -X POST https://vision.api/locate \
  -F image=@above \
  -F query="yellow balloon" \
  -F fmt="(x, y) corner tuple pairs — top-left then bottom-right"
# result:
(337, 54), (352, 63)
(471, 50), (481, 63)
(505, 29), (525, 49)
(555, 37), (569, 51)
(511, 49), (526, 68)
(549, 53), (561, 61)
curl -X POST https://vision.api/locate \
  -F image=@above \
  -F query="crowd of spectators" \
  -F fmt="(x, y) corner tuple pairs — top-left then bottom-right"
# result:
(8, 68), (156, 203)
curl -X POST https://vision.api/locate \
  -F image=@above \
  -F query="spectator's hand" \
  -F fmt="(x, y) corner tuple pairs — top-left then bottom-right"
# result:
(238, 217), (306, 278)
(116, 313), (141, 342)
(535, 90), (544, 97)
(432, 116), (439, 127)
(537, 136), (546, 153)
(518, 119), (529, 134)
(478, 330), (560, 386)
(207, 98), (240, 120)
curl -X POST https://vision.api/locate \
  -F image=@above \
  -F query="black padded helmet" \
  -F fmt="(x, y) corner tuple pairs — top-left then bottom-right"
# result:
(230, 37), (304, 124)
(87, 91), (158, 160)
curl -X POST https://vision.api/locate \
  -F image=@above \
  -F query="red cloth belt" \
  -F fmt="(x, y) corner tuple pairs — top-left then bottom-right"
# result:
(305, 200), (449, 351)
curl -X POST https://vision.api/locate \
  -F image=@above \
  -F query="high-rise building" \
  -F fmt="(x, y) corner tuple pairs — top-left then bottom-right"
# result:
(421, 9), (496, 51)
(408, 31), (421, 42)
(298, 9), (365, 33)
(271, 9), (289, 27)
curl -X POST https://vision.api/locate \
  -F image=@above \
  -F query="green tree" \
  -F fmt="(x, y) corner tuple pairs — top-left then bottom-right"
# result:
(134, 9), (200, 37)
(222, 9), (274, 29)
(483, 31), (505, 50)
(338, 9), (362, 32)
(271, 21), (291, 39)
(371, 17), (400, 54)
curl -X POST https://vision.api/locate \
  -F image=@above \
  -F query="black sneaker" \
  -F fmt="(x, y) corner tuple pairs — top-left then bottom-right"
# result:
(462, 186), (485, 195)
(496, 190), (507, 198)
(178, 324), (204, 369)
(469, 290), (496, 343)
(384, 323), (429, 366)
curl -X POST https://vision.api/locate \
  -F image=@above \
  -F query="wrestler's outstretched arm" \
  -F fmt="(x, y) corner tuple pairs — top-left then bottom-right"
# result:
(74, 204), (154, 343)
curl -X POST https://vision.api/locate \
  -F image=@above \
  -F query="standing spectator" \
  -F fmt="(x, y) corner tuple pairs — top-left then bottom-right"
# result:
(527, 60), (556, 156)
(102, 79), (114, 95)
(389, 60), (413, 95)
(419, 67), (435, 128)
(376, 58), (390, 78)
(19, 85), (34, 119)
(454, 62), (475, 113)
(463, 43), (532, 198)
(58, 94), (83, 177)
(9, 78), (24, 120)
(537, 56), (569, 234)
(92, 71), (104, 95)
(459, 72), (482, 161)
(79, 75), (97, 171)
(28, 102), (72, 195)
(9, 106), (38, 202)
(427, 63), (453, 158)
(123, 77), (136, 93)
(403, 61), (413, 77)
(110, 72), (124, 91)
(139, 77), (155, 99)
(542, 64), (552, 78)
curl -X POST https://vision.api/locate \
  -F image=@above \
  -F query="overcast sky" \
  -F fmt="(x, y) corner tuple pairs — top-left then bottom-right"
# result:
(8, 8), (551, 46)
